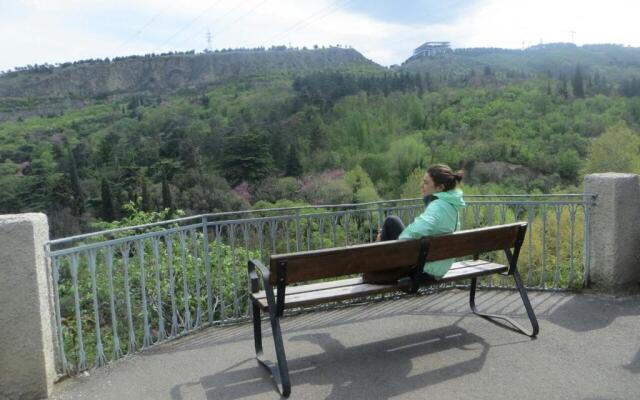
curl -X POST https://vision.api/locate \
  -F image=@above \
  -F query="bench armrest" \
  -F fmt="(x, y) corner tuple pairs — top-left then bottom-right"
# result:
(248, 259), (271, 293)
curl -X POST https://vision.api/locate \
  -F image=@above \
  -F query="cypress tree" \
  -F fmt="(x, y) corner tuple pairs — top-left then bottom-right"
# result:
(66, 143), (84, 216)
(140, 177), (152, 212)
(416, 73), (425, 97)
(100, 178), (115, 221)
(572, 65), (585, 98)
(285, 145), (303, 177)
(559, 74), (569, 100)
(162, 177), (173, 211)
(221, 131), (273, 185)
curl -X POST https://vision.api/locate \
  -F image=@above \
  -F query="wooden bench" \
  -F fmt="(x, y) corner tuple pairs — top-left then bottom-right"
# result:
(248, 222), (539, 396)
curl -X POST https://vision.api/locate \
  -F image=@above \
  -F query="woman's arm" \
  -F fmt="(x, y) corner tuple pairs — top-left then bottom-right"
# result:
(398, 202), (441, 239)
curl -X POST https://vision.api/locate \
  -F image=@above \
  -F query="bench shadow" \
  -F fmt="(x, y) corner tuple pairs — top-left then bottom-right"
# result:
(151, 290), (472, 356)
(169, 324), (492, 399)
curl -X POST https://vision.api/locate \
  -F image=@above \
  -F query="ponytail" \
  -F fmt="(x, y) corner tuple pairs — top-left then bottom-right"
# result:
(427, 164), (464, 191)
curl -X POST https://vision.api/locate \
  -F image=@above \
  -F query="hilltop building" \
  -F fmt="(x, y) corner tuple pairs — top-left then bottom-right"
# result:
(413, 42), (451, 57)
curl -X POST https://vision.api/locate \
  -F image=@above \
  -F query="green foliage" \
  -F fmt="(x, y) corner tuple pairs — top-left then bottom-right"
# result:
(221, 131), (273, 185)
(572, 65), (585, 98)
(301, 174), (352, 205)
(343, 166), (379, 203)
(386, 134), (430, 189)
(399, 168), (424, 199)
(285, 145), (303, 177)
(3, 46), (640, 237)
(100, 178), (115, 222)
(583, 122), (640, 174)
(91, 201), (178, 232)
(253, 177), (301, 203)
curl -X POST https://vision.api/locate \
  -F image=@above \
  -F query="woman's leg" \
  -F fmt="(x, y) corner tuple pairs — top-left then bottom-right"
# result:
(380, 216), (405, 241)
(365, 216), (406, 283)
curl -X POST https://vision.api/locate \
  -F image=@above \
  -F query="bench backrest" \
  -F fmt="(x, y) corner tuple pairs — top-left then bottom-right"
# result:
(269, 222), (526, 285)
(269, 239), (422, 284)
(426, 222), (524, 262)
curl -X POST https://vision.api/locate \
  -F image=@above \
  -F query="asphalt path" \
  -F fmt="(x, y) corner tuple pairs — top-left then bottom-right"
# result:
(52, 290), (640, 400)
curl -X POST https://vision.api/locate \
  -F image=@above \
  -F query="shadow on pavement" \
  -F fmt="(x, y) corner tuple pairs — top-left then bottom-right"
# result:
(623, 349), (640, 374)
(546, 294), (640, 374)
(546, 294), (640, 332)
(170, 324), (495, 399)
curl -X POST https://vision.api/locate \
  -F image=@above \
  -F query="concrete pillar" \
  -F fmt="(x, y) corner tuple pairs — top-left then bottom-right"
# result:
(0, 213), (56, 400)
(584, 173), (640, 293)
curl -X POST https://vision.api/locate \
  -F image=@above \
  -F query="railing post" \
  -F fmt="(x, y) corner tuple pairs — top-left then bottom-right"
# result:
(0, 213), (56, 400)
(584, 173), (640, 293)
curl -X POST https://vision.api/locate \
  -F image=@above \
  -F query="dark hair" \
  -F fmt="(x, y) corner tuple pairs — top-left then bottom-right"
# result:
(427, 164), (464, 191)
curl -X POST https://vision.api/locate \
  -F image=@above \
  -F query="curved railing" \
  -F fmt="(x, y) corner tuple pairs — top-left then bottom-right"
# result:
(46, 194), (595, 375)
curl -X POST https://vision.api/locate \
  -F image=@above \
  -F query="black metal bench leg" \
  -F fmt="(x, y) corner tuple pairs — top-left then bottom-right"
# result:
(469, 274), (539, 337)
(252, 303), (263, 357)
(252, 302), (291, 397)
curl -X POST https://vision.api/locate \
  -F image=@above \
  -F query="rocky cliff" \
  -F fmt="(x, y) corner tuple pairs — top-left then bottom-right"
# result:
(0, 48), (382, 100)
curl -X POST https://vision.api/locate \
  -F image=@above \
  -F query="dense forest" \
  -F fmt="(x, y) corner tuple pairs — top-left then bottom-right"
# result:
(1, 44), (640, 238)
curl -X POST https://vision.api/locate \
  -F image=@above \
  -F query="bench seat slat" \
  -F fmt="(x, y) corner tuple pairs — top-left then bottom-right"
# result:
(252, 277), (365, 301)
(438, 261), (508, 283)
(252, 259), (508, 310)
(255, 281), (401, 309)
(252, 260), (492, 302)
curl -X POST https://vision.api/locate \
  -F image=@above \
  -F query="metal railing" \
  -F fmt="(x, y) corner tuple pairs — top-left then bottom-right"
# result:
(46, 194), (595, 375)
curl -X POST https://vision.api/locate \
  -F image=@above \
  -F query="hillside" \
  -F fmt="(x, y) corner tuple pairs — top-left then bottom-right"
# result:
(1, 44), (639, 238)
(400, 43), (640, 83)
(0, 47), (383, 119)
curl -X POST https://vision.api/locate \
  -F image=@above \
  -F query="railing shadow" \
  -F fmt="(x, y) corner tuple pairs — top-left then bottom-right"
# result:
(170, 325), (492, 400)
(149, 290), (473, 355)
(150, 289), (542, 358)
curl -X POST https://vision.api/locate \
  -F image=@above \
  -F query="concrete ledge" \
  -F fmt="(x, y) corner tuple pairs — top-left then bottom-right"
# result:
(0, 213), (55, 400)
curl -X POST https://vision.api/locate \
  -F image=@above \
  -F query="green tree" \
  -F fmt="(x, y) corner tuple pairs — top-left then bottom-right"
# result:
(140, 176), (153, 212)
(556, 149), (581, 180)
(344, 166), (379, 203)
(161, 176), (173, 211)
(221, 131), (273, 185)
(385, 134), (430, 195)
(100, 178), (115, 221)
(285, 145), (303, 177)
(583, 122), (640, 174)
(559, 74), (569, 99)
(572, 66), (585, 98)
(66, 142), (85, 216)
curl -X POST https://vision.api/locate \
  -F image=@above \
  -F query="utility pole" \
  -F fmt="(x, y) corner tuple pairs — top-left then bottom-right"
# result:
(206, 29), (212, 51)
(570, 30), (576, 43)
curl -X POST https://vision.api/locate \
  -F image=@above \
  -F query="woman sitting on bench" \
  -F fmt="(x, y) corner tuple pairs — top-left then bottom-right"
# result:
(370, 163), (466, 281)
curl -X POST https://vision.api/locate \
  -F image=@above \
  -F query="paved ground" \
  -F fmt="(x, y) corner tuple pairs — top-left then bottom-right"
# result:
(51, 289), (640, 400)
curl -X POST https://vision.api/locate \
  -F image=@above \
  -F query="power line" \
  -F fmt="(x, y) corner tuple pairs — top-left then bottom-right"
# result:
(157, 0), (223, 51)
(114, 10), (165, 55)
(263, 0), (344, 46)
(266, 0), (356, 47)
(180, 0), (271, 49)
(213, 0), (270, 38)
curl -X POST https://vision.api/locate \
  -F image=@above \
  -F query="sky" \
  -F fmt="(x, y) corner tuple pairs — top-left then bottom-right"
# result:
(1, 0), (639, 72)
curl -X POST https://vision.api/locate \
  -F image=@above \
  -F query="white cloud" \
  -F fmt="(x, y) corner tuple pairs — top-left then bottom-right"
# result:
(446, 0), (640, 49)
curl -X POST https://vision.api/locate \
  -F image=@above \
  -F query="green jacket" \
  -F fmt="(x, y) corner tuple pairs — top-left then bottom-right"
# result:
(398, 189), (466, 279)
